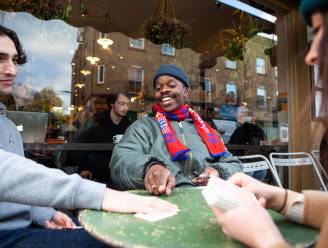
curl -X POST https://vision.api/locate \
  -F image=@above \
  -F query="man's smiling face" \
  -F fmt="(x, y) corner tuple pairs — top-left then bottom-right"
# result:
(154, 75), (188, 112)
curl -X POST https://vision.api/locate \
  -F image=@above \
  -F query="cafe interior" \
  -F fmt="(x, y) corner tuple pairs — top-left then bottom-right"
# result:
(0, 0), (325, 192)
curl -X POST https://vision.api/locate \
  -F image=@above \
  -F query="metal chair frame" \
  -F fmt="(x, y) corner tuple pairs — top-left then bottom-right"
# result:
(237, 154), (282, 187)
(269, 152), (327, 192)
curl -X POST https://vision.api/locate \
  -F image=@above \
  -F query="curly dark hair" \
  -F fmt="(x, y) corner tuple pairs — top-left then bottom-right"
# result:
(0, 25), (27, 65)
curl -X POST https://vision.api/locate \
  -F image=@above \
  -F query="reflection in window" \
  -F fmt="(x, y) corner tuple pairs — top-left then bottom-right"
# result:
(256, 57), (266, 74)
(257, 86), (267, 107)
(161, 43), (175, 56)
(129, 38), (145, 49)
(225, 59), (237, 69)
(128, 66), (143, 92)
(77, 28), (85, 43)
(204, 78), (212, 95)
(97, 65), (105, 84)
(313, 64), (323, 119)
(274, 66), (278, 78)
(226, 83), (237, 104)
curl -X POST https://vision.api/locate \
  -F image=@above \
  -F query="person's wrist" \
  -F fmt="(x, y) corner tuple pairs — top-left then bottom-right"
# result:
(255, 234), (286, 248)
(254, 224), (286, 248)
(267, 187), (287, 211)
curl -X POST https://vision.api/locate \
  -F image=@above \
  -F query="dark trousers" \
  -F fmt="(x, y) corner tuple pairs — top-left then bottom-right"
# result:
(0, 227), (109, 248)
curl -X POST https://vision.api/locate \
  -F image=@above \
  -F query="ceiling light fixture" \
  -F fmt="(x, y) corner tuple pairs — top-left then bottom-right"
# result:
(97, 14), (114, 49)
(80, 69), (91, 75)
(86, 56), (100, 64)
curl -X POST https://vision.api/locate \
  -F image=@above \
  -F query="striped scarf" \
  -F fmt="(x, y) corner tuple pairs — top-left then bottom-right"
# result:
(153, 104), (227, 161)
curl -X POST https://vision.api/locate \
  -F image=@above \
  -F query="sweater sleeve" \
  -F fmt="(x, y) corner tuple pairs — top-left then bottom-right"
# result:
(0, 149), (106, 210)
(209, 151), (243, 179)
(30, 206), (55, 226)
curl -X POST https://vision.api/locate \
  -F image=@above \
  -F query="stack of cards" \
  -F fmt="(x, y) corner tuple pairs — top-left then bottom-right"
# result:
(202, 176), (250, 212)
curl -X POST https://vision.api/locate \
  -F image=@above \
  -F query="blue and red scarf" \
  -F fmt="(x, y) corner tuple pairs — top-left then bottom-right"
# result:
(153, 104), (227, 161)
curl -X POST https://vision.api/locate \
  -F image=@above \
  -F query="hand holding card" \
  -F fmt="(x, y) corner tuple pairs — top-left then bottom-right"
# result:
(202, 176), (255, 212)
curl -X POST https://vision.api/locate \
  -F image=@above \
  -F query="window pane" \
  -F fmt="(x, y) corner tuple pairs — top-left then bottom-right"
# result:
(256, 58), (266, 74)
(129, 38), (144, 49)
(97, 65), (105, 84)
(225, 59), (236, 69)
(161, 43), (175, 56)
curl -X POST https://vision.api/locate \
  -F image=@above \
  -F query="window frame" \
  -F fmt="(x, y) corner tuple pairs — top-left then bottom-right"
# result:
(256, 86), (267, 108)
(161, 43), (176, 56)
(97, 64), (105, 84)
(128, 66), (144, 93)
(256, 57), (266, 75)
(129, 38), (145, 50)
(226, 82), (237, 104)
(225, 59), (237, 69)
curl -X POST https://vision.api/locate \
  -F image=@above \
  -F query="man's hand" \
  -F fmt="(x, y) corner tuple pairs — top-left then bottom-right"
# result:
(80, 170), (92, 179)
(192, 167), (219, 186)
(44, 211), (76, 229)
(144, 164), (175, 195)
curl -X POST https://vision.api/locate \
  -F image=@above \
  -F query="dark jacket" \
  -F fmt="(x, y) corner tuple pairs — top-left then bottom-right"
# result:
(229, 122), (265, 145)
(71, 111), (130, 186)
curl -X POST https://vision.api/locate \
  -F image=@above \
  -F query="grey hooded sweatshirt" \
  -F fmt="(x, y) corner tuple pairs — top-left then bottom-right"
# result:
(0, 103), (104, 230)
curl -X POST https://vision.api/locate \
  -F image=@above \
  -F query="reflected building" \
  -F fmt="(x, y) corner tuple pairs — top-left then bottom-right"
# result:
(71, 27), (277, 123)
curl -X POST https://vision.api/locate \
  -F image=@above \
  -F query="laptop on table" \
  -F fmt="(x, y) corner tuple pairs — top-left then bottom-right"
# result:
(6, 111), (49, 143)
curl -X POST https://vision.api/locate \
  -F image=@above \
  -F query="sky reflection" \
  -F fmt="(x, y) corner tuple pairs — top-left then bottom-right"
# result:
(0, 11), (78, 113)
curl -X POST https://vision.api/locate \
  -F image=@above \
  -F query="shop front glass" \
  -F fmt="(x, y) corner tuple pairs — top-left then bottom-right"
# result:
(0, 0), (288, 181)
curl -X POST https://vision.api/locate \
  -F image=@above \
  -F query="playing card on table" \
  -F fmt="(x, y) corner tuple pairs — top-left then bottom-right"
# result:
(134, 211), (178, 222)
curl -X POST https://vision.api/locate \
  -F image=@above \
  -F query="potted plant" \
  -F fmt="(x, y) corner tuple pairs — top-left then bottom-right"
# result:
(216, 11), (262, 61)
(0, 0), (72, 22)
(140, 0), (191, 49)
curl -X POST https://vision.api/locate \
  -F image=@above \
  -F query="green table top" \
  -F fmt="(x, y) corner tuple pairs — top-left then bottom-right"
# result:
(79, 188), (318, 248)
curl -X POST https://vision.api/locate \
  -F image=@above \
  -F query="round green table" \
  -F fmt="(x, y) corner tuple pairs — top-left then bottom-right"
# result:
(79, 188), (318, 248)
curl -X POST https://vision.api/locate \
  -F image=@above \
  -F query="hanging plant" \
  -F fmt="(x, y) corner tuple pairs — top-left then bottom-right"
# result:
(0, 0), (72, 22)
(140, 0), (191, 49)
(216, 10), (262, 61)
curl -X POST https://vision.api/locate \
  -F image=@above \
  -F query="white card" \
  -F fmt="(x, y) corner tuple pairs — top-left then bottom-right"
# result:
(202, 176), (252, 212)
(134, 211), (178, 222)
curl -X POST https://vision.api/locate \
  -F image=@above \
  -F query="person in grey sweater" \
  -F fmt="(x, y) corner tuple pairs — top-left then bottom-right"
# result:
(0, 25), (177, 247)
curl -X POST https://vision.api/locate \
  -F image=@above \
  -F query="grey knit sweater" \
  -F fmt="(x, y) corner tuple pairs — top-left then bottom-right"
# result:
(0, 103), (105, 230)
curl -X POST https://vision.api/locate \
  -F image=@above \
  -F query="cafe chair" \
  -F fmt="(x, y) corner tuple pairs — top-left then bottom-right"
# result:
(237, 154), (282, 186)
(269, 152), (328, 192)
(311, 150), (328, 184)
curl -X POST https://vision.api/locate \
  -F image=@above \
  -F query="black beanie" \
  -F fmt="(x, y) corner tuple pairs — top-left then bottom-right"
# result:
(153, 64), (189, 88)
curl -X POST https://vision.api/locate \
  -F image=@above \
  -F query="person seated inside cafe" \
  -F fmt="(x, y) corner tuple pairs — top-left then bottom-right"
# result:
(69, 93), (130, 186)
(229, 105), (267, 181)
(109, 64), (242, 195)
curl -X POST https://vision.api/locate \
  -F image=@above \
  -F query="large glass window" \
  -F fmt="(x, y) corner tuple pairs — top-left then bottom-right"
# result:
(0, 1), (284, 175)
